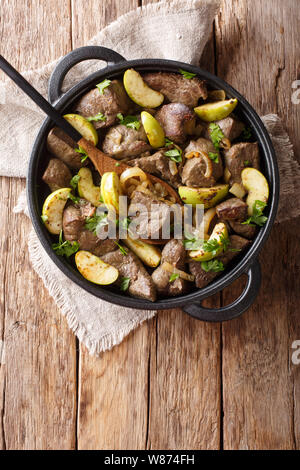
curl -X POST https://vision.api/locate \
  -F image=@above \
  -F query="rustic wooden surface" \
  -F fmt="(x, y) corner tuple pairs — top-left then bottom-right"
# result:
(0, 0), (299, 450)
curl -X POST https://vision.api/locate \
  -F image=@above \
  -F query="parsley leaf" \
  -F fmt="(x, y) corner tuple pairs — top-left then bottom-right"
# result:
(41, 214), (48, 223)
(118, 115), (140, 130)
(70, 174), (80, 191)
(68, 193), (81, 204)
(52, 230), (79, 258)
(208, 152), (219, 163)
(244, 160), (250, 167)
(120, 277), (131, 291)
(85, 214), (108, 234)
(209, 123), (224, 151)
(179, 69), (196, 79)
(117, 113), (124, 121)
(114, 241), (128, 256)
(75, 146), (89, 163)
(164, 148), (182, 163)
(242, 200), (268, 227)
(96, 79), (111, 94)
(169, 273), (180, 283)
(241, 127), (252, 140)
(201, 259), (225, 272)
(87, 112), (107, 122)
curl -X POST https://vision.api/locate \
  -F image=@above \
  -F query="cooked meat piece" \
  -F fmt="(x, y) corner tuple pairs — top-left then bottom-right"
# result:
(101, 249), (156, 302)
(204, 117), (245, 142)
(75, 80), (132, 129)
(155, 103), (196, 144)
(42, 158), (72, 192)
(189, 235), (250, 288)
(129, 150), (181, 188)
(128, 190), (177, 240)
(152, 239), (188, 297)
(102, 122), (151, 159)
(47, 127), (84, 169)
(182, 138), (223, 187)
(143, 72), (208, 107)
(63, 201), (117, 256)
(216, 197), (248, 221)
(225, 142), (260, 184)
(228, 220), (257, 239)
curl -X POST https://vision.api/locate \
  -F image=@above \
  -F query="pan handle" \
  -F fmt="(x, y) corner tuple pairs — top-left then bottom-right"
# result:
(48, 46), (126, 104)
(183, 259), (261, 322)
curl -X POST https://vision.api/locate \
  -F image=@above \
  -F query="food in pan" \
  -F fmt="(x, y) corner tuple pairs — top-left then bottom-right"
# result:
(41, 68), (269, 301)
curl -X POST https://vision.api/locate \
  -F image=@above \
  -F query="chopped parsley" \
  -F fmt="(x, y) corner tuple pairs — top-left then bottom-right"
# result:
(96, 79), (111, 94)
(115, 162), (120, 167)
(165, 137), (174, 147)
(208, 152), (219, 163)
(183, 232), (229, 253)
(87, 112), (107, 122)
(117, 113), (124, 121)
(85, 213), (108, 234)
(179, 69), (196, 79)
(244, 160), (250, 167)
(120, 277), (130, 291)
(41, 214), (48, 223)
(209, 123), (224, 151)
(241, 127), (252, 140)
(164, 148), (182, 163)
(114, 241), (128, 256)
(68, 193), (81, 204)
(201, 259), (225, 272)
(52, 230), (79, 258)
(70, 174), (80, 191)
(242, 200), (268, 227)
(169, 273), (180, 283)
(75, 146), (89, 163)
(118, 114), (140, 130)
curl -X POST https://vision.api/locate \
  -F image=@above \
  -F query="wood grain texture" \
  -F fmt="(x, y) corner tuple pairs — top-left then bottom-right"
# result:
(215, 0), (300, 450)
(0, 0), (77, 450)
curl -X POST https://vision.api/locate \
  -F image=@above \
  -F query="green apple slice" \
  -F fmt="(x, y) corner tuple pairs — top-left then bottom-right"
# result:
(75, 251), (119, 285)
(178, 184), (229, 209)
(123, 236), (161, 268)
(141, 111), (165, 148)
(63, 113), (98, 145)
(123, 68), (164, 108)
(77, 168), (101, 207)
(100, 171), (122, 213)
(189, 223), (229, 262)
(42, 187), (72, 234)
(241, 167), (269, 215)
(194, 98), (238, 122)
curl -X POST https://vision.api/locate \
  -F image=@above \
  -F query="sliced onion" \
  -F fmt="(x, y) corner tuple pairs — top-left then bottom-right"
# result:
(161, 262), (195, 282)
(194, 207), (217, 238)
(220, 137), (231, 150)
(200, 152), (213, 178)
(185, 151), (201, 160)
(169, 160), (178, 175)
(120, 167), (149, 193)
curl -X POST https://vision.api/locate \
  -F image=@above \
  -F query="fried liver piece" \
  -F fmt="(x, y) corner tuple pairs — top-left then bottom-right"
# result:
(155, 103), (196, 144)
(224, 142), (260, 184)
(42, 158), (72, 192)
(182, 138), (223, 187)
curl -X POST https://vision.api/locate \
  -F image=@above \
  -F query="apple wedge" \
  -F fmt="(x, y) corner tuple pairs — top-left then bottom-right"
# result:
(123, 236), (161, 268)
(77, 168), (101, 207)
(100, 171), (122, 213)
(141, 111), (165, 148)
(178, 184), (229, 208)
(188, 223), (229, 262)
(75, 250), (119, 285)
(194, 98), (238, 122)
(123, 68), (164, 108)
(63, 113), (98, 145)
(241, 167), (269, 215)
(42, 187), (72, 235)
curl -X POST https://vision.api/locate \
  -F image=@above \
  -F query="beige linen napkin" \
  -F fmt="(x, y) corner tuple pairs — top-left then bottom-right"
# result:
(1, 0), (299, 354)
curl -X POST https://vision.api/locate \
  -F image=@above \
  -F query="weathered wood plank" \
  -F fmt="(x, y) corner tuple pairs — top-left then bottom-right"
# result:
(70, 0), (152, 450)
(0, 0), (77, 450)
(215, 0), (299, 449)
(141, 0), (222, 450)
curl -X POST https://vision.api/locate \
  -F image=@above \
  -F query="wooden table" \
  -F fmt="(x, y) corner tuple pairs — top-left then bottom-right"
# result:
(0, 0), (299, 450)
